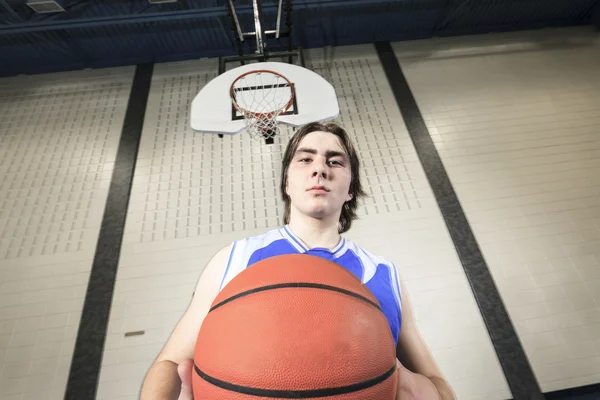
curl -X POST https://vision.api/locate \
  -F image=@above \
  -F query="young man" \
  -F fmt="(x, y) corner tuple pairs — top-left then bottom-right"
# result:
(140, 122), (455, 400)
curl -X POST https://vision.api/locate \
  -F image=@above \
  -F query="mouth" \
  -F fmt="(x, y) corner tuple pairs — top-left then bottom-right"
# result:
(308, 186), (329, 193)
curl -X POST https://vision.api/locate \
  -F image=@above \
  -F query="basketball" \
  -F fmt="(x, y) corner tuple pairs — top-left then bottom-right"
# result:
(193, 254), (398, 399)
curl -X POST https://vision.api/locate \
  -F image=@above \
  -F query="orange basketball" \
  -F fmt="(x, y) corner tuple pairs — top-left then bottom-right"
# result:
(193, 254), (398, 400)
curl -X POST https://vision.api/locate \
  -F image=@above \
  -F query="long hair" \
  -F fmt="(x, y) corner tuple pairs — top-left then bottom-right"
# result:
(280, 122), (367, 234)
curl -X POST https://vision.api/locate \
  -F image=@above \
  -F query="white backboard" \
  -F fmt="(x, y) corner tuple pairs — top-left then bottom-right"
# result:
(191, 62), (339, 135)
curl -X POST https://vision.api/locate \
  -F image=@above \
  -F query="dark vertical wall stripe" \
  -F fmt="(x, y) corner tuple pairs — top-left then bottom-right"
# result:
(65, 63), (154, 400)
(374, 41), (544, 400)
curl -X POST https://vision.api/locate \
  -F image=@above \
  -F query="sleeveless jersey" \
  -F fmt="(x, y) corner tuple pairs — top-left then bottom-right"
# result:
(218, 225), (403, 345)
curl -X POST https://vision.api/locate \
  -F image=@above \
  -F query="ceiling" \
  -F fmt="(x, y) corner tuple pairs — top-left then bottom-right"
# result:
(1, 0), (599, 77)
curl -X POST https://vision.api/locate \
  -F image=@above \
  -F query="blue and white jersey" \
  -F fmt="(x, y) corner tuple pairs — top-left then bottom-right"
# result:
(219, 225), (403, 345)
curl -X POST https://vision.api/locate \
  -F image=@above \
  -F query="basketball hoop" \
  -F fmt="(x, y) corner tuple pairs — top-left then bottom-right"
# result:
(230, 69), (294, 141)
(191, 62), (340, 138)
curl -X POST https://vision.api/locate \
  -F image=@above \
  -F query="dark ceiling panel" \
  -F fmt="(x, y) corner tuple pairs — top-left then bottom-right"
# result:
(0, 0), (599, 77)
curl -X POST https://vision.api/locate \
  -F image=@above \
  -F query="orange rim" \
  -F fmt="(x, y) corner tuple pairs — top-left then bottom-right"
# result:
(229, 69), (295, 120)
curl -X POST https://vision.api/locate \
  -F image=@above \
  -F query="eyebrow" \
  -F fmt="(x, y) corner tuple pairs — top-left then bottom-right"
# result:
(295, 147), (348, 159)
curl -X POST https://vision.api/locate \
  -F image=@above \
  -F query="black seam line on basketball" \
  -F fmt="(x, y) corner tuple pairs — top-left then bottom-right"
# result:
(194, 363), (396, 398)
(209, 283), (382, 313)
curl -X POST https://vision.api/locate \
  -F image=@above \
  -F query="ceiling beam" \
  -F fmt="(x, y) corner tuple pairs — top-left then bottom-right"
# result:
(0, 0), (396, 36)
(0, 0), (22, 22)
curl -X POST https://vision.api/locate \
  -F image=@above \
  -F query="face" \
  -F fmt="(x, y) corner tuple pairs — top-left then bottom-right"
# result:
(285, 131), (353, 221)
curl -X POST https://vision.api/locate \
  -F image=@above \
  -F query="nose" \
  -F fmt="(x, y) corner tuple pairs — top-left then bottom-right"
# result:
(311, 158), (328, 179)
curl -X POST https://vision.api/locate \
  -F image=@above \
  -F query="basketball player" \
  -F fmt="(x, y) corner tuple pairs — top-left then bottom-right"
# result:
(140, 122), (456, 400)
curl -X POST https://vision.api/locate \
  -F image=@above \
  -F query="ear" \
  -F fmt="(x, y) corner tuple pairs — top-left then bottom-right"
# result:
(346, 192), (353, 202)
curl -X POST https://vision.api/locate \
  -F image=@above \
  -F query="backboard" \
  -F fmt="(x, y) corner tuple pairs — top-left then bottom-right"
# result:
(190, 62), (339, 136)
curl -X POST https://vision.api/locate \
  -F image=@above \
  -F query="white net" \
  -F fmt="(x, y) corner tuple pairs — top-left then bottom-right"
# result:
(230, 70), (294, 141)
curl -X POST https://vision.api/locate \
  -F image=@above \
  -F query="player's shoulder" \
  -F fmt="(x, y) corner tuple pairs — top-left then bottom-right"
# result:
(212, 229), (282, 273)
(224, 227), (289, 263)
(232, 226), (285, 248)
(343, 238), (395, 268)
(342, 238), (403, 306)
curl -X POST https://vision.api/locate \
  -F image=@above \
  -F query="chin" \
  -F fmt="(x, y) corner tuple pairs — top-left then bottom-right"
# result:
(292, 200), (340, 219)
(297, 205), (326, 217)
(307, 207), (337, 219)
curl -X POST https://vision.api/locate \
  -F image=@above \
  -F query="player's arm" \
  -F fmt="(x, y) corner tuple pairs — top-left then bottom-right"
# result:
(140, 244), (232, 400)
(395, 279), (456, 400)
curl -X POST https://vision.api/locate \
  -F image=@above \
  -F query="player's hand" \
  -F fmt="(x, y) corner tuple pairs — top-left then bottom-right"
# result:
(177, 359), (194, 400)
(395, 360), (441, 400)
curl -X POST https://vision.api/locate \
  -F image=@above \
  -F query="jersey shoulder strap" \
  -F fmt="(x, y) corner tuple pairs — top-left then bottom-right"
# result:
(218, 228), (285, 291)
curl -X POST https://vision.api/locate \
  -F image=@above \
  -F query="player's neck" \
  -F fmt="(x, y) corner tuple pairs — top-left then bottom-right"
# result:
(287, 214), (341, 251)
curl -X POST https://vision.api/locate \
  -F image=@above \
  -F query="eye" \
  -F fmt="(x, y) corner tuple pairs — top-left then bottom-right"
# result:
(299, 157), (311, 163)
(328, 160), (344, 166)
